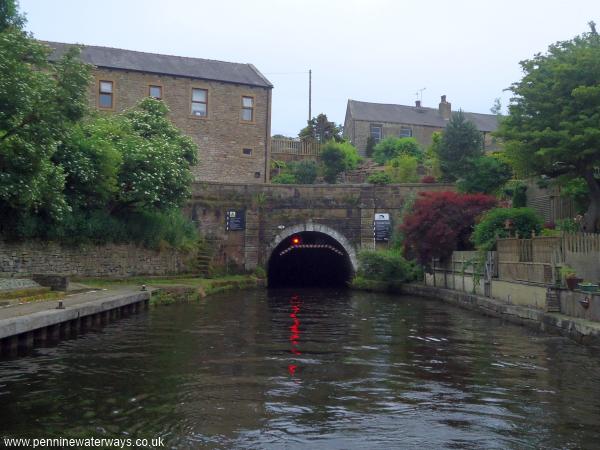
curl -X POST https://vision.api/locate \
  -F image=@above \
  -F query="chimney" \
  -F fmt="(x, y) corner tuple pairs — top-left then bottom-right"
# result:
(415, 100), (421, 108)
(439, 95), (451, 120)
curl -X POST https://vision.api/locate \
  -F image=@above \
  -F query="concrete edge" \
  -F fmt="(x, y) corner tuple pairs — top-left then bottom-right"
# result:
(401, 283), (600, 347)
(0, 291), (150, 339)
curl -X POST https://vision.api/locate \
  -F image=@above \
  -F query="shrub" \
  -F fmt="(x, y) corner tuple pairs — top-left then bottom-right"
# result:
(401, 191), (497, 265)
(421, 175), (436, 183)
(373, 137), (423, 165)
(320, 140), (361, 183)
(471, 207), (543, 251)
(367, 172), (392, 185)
(357, 250), (420, 282)
(457, 155), (512, 194)
(385, 155), (419, 182)
(288, 160), (318, 184)
(271, 173), (297, 184)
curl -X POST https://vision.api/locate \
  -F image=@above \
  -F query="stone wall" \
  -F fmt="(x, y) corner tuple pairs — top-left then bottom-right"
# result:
(0, 241), (194, 278)
(189, 181), (454, 271)
(89, 68), (271, 184)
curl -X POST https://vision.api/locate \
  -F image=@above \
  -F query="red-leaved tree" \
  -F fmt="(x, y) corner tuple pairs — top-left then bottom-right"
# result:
(401, 191), (497, 265)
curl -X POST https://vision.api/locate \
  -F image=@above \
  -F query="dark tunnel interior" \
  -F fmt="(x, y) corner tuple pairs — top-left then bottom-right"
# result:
(268, 231), (353, 288)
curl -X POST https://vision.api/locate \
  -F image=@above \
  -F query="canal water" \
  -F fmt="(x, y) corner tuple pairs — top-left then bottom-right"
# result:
(1, 289), (600, 449)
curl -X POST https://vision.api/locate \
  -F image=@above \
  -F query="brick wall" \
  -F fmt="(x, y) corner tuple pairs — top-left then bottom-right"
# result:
(0, 241), (194, 277)
(90, 68), (271, 184)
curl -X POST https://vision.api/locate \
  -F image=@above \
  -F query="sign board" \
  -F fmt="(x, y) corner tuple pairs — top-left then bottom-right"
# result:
(373, 212), (391, 242)
(226, 209), (246, 231)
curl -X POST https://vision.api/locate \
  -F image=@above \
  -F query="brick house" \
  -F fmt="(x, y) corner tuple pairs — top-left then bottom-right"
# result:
(46, 42), (273, 183)
(343, 96), (499, 156)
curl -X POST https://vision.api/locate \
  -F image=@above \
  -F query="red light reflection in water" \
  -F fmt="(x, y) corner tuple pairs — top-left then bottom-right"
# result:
(288, 294), (302, 377)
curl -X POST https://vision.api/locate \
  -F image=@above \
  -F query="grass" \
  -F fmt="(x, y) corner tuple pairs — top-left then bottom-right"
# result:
(72, 274), (264, 305)
(0, 290), (65, 305)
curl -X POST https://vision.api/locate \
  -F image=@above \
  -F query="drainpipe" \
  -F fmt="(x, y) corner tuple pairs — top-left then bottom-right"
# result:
(264, 88), (272, 183)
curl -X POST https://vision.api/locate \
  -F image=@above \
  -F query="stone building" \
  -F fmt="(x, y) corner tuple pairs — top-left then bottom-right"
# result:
(343, 96), (499, 156)
(46, 42), (273, 183)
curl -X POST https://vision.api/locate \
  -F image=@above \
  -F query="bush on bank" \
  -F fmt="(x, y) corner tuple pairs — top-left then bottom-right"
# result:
(356, 249), (421, 283)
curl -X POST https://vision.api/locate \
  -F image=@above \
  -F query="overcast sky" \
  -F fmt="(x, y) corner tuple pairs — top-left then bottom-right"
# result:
(20, 0), (598, 137)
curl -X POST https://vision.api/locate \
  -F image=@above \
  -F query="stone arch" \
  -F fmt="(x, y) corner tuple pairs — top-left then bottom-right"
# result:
(267, 222), (357, 271)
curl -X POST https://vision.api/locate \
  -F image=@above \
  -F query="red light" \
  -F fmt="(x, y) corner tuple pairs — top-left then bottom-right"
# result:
(291, 236), (301, 245)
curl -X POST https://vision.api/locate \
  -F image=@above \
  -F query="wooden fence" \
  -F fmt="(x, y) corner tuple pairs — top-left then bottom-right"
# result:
(497, 233), (600, 284)
(271, 138), (321, 156)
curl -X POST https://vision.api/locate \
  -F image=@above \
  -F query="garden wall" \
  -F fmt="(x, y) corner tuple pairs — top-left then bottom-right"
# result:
(0, 241), (194, 278)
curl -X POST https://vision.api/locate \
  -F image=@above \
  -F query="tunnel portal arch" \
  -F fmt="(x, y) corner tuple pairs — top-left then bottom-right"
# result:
(267, 223), (358, 287)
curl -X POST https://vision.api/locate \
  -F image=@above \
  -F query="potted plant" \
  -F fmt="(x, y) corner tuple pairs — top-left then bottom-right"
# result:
(560, 265), (583, 290)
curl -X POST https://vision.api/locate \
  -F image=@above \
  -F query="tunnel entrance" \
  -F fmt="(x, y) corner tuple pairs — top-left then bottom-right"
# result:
(268, 231), (354, 288)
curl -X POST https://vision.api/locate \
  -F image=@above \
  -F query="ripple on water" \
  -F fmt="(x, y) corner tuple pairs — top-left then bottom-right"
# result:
(0, 289), (599, 449)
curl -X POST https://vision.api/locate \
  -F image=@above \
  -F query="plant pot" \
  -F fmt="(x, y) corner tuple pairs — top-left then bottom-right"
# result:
(566, 277), (583, 290)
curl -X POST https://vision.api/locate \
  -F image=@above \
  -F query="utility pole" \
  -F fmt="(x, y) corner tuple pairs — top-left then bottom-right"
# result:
(308, 69), (312, 122)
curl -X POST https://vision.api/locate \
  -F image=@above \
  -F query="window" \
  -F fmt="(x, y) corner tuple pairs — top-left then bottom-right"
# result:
(254, 171), (261, 178)
(399, 127), (412, 138)
(98, 80), (113, 109)
(370, 124), (382, 143)
(191, 88), (208, 117)
(241, 96), (254, 122)
(149, 85), (162, 100)
(242, 148), (253, 156)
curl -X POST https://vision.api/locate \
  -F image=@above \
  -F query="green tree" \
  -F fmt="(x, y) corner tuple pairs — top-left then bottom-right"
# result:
(0, 2), (92, 230)
(436, 110), (483, 181)
(0, 0), (24, 31)
(320, 141), (360, 183)
(457, 155), (512, 194)
(299, 113), (342, 142)
(497, 23), (600, 231)
(116, 98), (198, 212)
(373, 137), (422, 165)
(490, 97), (502, 115)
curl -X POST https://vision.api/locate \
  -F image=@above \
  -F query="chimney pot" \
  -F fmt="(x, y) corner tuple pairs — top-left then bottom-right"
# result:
(441, 95), (447, 103)
(415, 100), (421, 108)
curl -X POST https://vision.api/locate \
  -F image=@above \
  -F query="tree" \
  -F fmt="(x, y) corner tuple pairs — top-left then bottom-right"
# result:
(0, 0), (24, 32)
(320, 141), (361, 183)
(0, 1), (92, 229)
(299, 113), (342, 142)
(457, 155), (512, 194)
(436, 110), (483, 181)
(490, 98), (502, 115)
(114, 98), (198, 212)
(373, 137), (422, 165)
(401, 191), (497, 265)
(498, 23), (600, 231)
